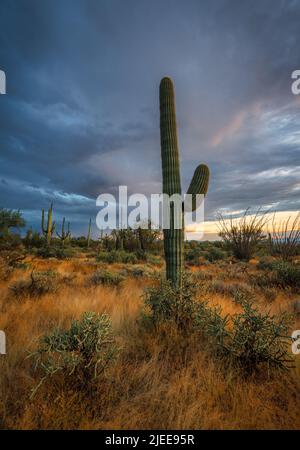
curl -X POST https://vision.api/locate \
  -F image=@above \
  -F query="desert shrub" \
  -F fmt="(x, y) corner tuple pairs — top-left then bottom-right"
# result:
(218, 209), (267, 261)
(9, 270), (59, 298)
(122, 252), (138, 264)
(227, 300), (292, 373)
(28, 312), (118, 395)
(194, 297), (292, 374)
(90, 269), (125, 286)
(257, 256), (276, 271)
(143, 273), (197, 327)
(130, 266), (147, 277)
(260, 287), (277, 303)
(269, 213), (300, 261)
(144, 253), (162, 265)
(96, 250), (138, 264)
(206, 247), (228, 262)
(124, 265), (155, 278)
(36, 246), (75, 259)
(192, 270), (213, 282)
(273, 261), (300, 290)
(254, 261), (300, 291)
(185, 247), (202, 265)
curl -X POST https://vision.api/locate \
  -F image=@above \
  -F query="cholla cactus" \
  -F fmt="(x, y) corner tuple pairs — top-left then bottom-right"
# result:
(56, 217), (71, 247)
(41, 202), (55, 246)
(159, 77), (210, 286)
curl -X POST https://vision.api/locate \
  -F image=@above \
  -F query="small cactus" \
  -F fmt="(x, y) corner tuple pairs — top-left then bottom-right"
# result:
(41, 203), (55, 246)
(56, 217), (71, 247)
(159, 77), (209, 286)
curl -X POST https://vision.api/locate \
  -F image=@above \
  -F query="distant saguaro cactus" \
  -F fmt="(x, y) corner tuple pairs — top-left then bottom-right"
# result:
(159, 77), (210, 286)
(56, 217), (71, 247)
(87, 218), (92, 248)
(41, 203), (55, 246)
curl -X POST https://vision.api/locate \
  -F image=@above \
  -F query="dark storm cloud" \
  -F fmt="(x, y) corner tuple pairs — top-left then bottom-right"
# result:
(0, 0), (299, 235)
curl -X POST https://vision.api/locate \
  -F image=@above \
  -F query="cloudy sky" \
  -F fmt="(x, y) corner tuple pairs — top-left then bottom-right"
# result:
(0, 0), (299, 238)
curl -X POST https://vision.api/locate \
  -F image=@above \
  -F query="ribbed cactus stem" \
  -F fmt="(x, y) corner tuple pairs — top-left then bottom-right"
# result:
(87, 218), (92, 248)
(56, 217), (71, 246)
(160, 77), (184, 286)
(41, 202), (55, 246)
(159, 77), (210, 287)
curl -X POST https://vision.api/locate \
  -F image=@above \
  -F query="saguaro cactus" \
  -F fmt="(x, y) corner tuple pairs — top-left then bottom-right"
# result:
(56, 217), (71, 247)
(159, 77), (210, 286)
(41, 202), (55, 246)
(87, 218), (92, 248)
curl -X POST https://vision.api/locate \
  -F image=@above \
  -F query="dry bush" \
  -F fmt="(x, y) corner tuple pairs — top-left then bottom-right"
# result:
(218, 209), (268, 261)
(9, 270), (60, 299)
(269, 213), (300, 261)
(90, 269), (125, 287)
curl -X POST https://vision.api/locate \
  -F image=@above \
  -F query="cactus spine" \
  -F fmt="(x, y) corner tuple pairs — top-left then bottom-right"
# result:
(41, 202), (55, 246)
(87, 218), (92, 248)
(159, 77), (210, 286)
(56, 217), (71, 247)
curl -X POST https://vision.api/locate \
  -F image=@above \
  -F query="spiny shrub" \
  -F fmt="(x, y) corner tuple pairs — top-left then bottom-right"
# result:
(37, 246), (75, 259)
(96, 250), (138, 264)
(253, 260), (300, 291)
(124, 265), (155, 278)
(206, 247), (228, 262)
(257, 256), (276, 271)
(28, 312), (118, 395)
(273, 261), (300, 290)
(90, 269), (125, 287)
(9, 270), (59, 298)
(194, 297), (292, 374)
(143, 273), (197, 328)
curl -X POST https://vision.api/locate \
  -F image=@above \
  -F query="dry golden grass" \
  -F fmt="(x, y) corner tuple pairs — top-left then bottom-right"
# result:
(0, 256), (299, 430)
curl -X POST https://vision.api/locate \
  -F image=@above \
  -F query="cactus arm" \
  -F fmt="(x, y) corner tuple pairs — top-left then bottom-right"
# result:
(41, 209), (46, 234)
(186, 164), (210, 211)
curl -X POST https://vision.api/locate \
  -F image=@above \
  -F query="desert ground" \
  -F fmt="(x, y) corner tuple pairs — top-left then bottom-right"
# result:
(0, 242), (299, 430)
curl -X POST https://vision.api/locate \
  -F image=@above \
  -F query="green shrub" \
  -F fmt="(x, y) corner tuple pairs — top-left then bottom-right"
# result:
(257, 256), (276, 271)
(96, 250), (138, 264)
(143, 273), (197, 327)
(10, 270), (59, 298)
(273, 261), (300, 290)
(194, 297), (292, 374)
(254, 260), (300, 291)
(90, 269), (125, 286)
(37, 246), (75, 259)
(206, 247), (227, 262)
(28, 312), (118, 396)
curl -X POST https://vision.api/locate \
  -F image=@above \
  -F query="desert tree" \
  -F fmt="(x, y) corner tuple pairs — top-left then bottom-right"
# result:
(0, 208), (26, 236)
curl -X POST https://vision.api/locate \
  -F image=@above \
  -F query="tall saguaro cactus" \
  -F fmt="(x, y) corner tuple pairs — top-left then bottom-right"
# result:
(159, 77), (210, 286)
(56, 217), (71, 247)
(41, 202), (55, 246)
